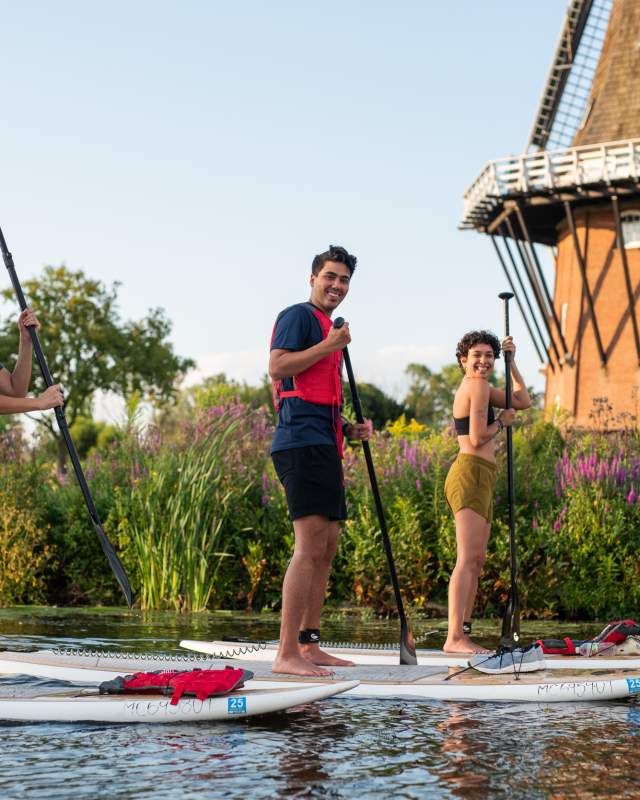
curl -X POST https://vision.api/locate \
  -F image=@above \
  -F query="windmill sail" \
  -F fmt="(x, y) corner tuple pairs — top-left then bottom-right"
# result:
(572, 0), (640, 145)
(529, 0), (613, 150)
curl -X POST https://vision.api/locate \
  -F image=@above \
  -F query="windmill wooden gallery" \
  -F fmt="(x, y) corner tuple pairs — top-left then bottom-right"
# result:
(462, 0), (640, 429)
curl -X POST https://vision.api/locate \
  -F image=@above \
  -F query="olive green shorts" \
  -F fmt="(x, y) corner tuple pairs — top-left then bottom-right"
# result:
(444, 454), (498, 524)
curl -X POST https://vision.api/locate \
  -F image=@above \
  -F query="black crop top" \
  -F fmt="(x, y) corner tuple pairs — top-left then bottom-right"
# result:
(453, 406), (495, 436)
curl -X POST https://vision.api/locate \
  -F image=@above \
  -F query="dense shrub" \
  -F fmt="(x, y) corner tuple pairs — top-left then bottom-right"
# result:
(0, 489), (52, 605)
(1, 403), (639, 619)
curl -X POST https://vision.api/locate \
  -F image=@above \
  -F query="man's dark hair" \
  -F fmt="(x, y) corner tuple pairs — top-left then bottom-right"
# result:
(455, 330), (501, 372)
(311, 244), (357, 277)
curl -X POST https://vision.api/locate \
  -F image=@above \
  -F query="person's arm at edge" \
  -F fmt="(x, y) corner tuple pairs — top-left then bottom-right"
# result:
(0, 308), (40, 398)
(0, 387), (52, 414)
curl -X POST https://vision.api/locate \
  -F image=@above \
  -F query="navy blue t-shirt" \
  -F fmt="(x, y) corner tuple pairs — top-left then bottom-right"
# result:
(270, 302), (341, 454)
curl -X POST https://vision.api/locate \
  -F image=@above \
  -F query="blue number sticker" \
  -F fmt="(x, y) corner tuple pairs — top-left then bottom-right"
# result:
(227, 696), (248, 715)
(626, 678), (640, 694)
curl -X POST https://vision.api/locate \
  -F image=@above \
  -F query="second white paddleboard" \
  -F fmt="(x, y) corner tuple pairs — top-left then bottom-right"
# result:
(179, 638), (640, 671)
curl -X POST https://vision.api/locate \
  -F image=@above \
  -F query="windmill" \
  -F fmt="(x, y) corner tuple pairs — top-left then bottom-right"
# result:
(462, 0), (640, 428)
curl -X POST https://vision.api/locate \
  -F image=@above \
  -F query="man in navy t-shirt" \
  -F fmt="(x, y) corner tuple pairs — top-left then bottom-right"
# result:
(271, 303), (345, 454)
(269, 245), (372, 677)
(0, 308), (64, 416)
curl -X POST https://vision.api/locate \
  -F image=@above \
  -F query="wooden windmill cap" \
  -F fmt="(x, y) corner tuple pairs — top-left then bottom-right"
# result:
(573, 0), (640, 146)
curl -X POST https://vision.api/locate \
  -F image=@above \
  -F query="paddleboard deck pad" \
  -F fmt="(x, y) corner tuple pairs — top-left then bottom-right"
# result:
(179, 638), (640, 672)
(1, 649), (639, 703)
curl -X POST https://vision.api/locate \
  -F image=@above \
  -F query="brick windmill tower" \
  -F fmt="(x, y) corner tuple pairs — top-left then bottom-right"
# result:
(462, 0), (640, 427)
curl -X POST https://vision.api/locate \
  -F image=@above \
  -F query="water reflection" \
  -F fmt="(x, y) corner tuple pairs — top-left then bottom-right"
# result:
(435, 705), (492, 795)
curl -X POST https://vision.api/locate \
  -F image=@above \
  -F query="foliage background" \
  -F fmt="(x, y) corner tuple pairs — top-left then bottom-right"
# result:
(1, 392), (638, 620)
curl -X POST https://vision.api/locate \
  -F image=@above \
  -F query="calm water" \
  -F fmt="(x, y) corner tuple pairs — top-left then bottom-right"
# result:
(0, 607), (638, 799)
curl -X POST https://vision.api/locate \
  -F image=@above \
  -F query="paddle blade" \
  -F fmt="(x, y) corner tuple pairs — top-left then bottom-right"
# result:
(93, 520), (133, 608)
(500, 585), (520, 648)
(399, 622), (417, 666)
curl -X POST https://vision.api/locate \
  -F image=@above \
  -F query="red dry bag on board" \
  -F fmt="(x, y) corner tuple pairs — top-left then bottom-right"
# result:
(536, 619), (640, 656)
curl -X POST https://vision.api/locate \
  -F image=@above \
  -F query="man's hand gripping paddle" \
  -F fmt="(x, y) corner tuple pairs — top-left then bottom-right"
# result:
(0, 227), (133, 608)
(333, 317), (417, 665)
(499, 292), (520, 648)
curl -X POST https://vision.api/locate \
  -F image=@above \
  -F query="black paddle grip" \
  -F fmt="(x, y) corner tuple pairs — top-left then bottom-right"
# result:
(499, 291), (514, 338)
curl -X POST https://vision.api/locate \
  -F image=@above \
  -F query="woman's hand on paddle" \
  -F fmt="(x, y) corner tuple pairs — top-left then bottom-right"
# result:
(37, 384), (64, 410)
(18, 308), (40, 344)
(499, 408), (517, 426)
(325, 321), (351, 352)
(346, 420), (373, 440)
(502, 336), (515, 359)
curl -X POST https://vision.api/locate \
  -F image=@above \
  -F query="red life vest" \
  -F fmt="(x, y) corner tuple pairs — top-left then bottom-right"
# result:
(99, 667), (252, 705)
(271, 303), (344, 456)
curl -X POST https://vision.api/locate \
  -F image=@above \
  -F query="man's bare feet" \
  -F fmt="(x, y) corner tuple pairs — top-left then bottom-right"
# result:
(272, 654), (334, 677)
(443, 636), (491, 654)
(300, 644), (356, 667)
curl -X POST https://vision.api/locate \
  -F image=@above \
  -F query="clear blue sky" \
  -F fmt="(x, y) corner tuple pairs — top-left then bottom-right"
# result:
(0, 0), (566, 406)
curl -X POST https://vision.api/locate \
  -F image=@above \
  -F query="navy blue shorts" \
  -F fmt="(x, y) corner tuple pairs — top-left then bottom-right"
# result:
(272, 445), (347, 521)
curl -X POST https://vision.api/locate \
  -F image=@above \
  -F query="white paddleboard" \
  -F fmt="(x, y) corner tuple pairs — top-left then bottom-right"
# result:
(1, 649), (639, 703)
(0, 680), (358, 723)
(179, 638), (640, 672)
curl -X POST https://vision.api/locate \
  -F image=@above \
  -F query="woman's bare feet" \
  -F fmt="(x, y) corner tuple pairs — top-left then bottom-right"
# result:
(272, 653), (334, 677)
(443, 636), (491, 654)
(300, 644), (356, 667)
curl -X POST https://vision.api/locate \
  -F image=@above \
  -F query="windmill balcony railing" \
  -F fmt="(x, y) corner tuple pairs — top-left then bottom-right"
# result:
(462, 138), (640, 227)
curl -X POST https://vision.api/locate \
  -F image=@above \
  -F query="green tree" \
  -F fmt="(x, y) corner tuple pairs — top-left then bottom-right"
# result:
(404, 363), (462, 427)
(0, 265), (194, 468)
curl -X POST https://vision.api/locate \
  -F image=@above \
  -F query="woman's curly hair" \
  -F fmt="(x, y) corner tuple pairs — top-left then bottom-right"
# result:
(455, 330), (501, 373)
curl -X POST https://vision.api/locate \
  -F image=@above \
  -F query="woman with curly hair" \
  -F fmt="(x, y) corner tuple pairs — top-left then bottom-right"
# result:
(443, 331), (531, 654)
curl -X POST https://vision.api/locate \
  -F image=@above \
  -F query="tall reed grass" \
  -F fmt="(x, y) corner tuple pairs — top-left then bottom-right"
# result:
(115, 413), (239, 611)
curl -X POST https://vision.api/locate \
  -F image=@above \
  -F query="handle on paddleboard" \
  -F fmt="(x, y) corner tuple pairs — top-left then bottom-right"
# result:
(333, 316), (417, 665)
(498, 291), (520, 647)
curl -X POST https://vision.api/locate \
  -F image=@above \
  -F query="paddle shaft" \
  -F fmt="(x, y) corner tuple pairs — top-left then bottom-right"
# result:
(333, 318), (416, 665)
(0, 227), (132, 608)
(499, 292), (520, 646)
